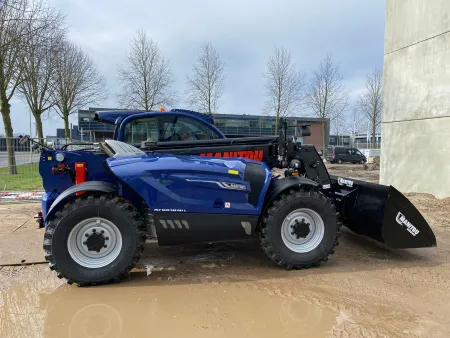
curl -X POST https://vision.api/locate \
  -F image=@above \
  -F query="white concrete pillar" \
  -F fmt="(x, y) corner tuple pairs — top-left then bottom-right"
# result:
(380, 0), (450, 198)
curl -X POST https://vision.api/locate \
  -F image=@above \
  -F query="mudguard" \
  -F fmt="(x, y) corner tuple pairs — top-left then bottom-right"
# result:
(331, 176), (436, 248)
(44, 181), (118, 222)
(264, 176), (319, 208)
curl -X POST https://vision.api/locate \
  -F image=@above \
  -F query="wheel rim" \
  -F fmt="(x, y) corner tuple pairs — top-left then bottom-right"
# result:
(67, 217), (123, 268)
(281, 208), (325, 253)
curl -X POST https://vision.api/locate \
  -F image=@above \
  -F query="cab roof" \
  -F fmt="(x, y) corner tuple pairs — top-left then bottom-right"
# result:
(93, 109), (215, 125)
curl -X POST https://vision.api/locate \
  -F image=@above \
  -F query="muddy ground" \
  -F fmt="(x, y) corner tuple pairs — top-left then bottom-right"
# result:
(1, 165), (449, 337)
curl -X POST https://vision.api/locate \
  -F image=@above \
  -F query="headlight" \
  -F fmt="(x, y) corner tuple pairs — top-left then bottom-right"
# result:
(55, 153), (65, 162)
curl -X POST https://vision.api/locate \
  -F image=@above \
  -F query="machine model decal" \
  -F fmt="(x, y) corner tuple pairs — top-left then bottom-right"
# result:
(185, 179), (246, 190)
(396, 212), (420, 236)
(154, 208), (186, 212)
(159, 219), (190, 229)
(200, 150), (264, 161)
(338, 177), (354, 188)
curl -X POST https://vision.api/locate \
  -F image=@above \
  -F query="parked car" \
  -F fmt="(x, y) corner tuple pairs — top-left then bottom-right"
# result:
(326, 146), (367, 164)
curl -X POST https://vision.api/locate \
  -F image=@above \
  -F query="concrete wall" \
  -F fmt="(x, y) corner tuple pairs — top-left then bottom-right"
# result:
(380, 0), (450, 198)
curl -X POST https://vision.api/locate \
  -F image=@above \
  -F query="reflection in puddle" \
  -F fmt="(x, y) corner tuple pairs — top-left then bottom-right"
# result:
(0, 277), (337, 337)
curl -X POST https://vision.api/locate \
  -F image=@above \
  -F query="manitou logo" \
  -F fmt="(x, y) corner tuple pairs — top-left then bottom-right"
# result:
(396, 212), (420, 236)
(338, 177), (354, 188)
(200, 150), (264, 161)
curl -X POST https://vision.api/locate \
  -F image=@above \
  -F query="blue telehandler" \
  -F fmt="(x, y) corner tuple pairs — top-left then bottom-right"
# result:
(19, 111), (436, 286)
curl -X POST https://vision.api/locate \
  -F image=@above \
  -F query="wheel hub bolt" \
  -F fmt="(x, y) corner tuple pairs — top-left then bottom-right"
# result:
(83, 241), (87, 245)
(85, 234), (89, 237)
(101, 230), (104, 234)
(105, 237), (109, 241)
(92, 229), (96, 233)
(103, 244), (107, 248)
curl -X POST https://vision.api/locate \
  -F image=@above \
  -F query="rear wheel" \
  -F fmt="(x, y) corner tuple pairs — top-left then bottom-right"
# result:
(259, 188), (341, 269)
(44, 193), (146, 286)
(337, 159), (343, 164)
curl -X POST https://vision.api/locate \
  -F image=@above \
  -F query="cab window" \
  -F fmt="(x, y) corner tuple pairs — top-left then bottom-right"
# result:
(162, 116), (220, 141)
(123, 117), (160, 145)
(123, 115), (220, 145)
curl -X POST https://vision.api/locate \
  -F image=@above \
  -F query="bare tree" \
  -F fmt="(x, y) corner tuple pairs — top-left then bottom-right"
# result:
(18, 6), (66, 143)
(332, 114), (347, 145)
(51, 40), (108, 138)
(349, 106), (366, 135)
(117, 29), (176, 111)
(263, 46), (306, 134)
(357, 67), (382, 147)
(305, 53), (348, 153)
(185, 42), (226, 114)
(0, 0), (59, 174)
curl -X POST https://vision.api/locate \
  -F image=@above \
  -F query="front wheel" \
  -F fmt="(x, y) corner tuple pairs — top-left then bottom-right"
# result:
(337, 159), (343, 164)
(43, 194), (147, 286)
(259, 188), (341, 269)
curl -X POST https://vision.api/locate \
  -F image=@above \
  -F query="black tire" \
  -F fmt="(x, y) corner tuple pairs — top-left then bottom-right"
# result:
(43, 193), (146, 286)
(359, 159), (365, 164)
(259, 188), (341, 269)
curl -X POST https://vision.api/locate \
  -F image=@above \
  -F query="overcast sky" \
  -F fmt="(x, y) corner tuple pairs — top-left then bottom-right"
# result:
(1, 0), (386, 136)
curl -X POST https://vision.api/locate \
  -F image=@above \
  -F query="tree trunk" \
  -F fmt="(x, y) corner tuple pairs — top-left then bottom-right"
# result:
(33, 111), (44, 144)
(322, 119), (326, 155)
(0, 99), (17, 175)
(371, 118), (376, 148)
(64, 113), (70, 140)
(275, 113), (279, 135)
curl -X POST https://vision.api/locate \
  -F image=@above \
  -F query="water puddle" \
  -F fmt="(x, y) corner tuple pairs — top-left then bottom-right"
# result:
(0, 277), (337, 337)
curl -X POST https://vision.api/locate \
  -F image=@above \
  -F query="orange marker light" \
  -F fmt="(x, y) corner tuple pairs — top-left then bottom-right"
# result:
(159, 107), (166, 112)
(75, 162), (87, 196)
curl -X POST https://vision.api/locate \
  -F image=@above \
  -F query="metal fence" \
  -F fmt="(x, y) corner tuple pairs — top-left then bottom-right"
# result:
(354, 142), (381, 149)
(0, 137), (42, 203)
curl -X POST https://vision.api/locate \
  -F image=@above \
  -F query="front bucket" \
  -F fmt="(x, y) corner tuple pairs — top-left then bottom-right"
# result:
(332, 176), (437, 249)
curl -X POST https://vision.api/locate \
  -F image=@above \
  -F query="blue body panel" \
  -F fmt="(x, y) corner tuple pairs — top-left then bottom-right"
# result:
(39, 149), (114, 220)
(107, 154), (272, 215)
(38, 146), (272, 226)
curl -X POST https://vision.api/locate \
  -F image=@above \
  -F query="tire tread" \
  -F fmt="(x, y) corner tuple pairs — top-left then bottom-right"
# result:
(259, 187), (342, 270)
(43, 193), (146, 286)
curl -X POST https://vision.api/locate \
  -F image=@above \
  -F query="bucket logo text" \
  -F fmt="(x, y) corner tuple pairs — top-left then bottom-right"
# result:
(396, 212), (420, 236)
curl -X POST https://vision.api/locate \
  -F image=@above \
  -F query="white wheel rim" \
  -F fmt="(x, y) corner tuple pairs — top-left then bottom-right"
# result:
(281, 208), (325, 253)
(67, 217), (123, 268)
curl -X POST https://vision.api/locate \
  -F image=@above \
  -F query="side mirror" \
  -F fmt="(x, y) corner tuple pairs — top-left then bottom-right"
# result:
(297, 125), (311, 137)
(19, 135), (30, 145)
